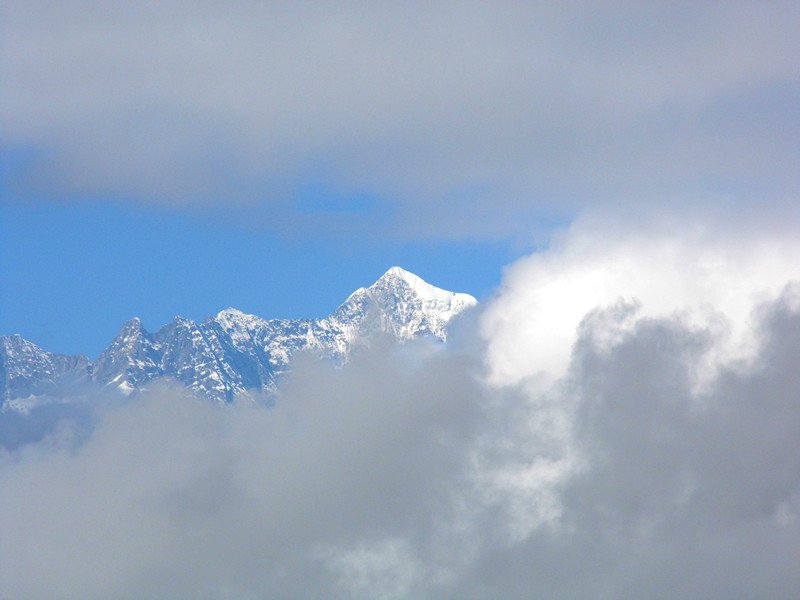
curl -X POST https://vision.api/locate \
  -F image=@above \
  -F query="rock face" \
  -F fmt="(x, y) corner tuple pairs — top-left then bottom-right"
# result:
(1, 267), (477, 407)
(0, 335), (92, 412)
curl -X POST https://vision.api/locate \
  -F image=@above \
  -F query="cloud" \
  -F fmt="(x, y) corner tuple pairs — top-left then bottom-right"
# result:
(481, 215), (800, 386)
(3, 2), (799, 239)
(0, 343), (491, 599)
(550, 289), (800, 599)
(3, 226), (800, 599)
(444, 282), (800, 600)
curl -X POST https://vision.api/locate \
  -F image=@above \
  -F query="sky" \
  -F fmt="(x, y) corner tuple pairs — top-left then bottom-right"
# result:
(0, 200), (516, 358)
(3, 1), (799, 358)
(2, 2), (800, 599)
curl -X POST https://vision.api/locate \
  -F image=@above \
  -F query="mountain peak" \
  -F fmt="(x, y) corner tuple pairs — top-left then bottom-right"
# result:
(119, 317), (146, 336)
(213, 307), (266, 332)
(382, 265), (417, 281)
(377, 266), (432, 293)
(329, 266), (478, 342)
(171, 315), (195, 326)
(217, 307), (247, 319)
(374, 266), (476, 306)
(3, 266), (477, 407)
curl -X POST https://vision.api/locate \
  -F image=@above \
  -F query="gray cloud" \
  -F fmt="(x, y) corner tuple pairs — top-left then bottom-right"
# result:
(3, 280), (800, 599)
(0, 341), (491, 599)
(553, 290), (800, 599)
(3, 2), (799, 239)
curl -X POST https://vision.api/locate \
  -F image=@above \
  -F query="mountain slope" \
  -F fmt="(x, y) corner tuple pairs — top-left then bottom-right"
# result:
(0, 335), (93, 412)
(1, 267), (477, 407)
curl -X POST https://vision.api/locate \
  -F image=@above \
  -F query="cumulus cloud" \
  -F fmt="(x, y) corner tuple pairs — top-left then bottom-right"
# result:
(3, 228), (800, 599)
(551, 290), (800, 600)
(3, 2), (799, 239)
(481, 216), (800, 385)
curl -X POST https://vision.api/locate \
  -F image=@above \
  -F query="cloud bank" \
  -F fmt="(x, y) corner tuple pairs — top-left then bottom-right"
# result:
(3, 223), (800, 599)
(3, 2), (799, 239)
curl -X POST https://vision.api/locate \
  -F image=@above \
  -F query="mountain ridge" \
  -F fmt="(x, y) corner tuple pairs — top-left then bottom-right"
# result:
(1, 267), (477, 409)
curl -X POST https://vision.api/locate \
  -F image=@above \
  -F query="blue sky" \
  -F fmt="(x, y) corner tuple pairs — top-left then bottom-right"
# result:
(2, 2), (799, 358)
(0, 200), (522, 359)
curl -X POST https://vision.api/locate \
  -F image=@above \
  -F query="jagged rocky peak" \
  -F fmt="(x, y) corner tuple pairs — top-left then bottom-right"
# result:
(2, 266), (477, 407)
(1, 335), (91, 373)
(381, 265), (451, 294)
(0, 334), (92, 410)
(216, 307), (250, 321)
(120, 316), (144, 333)
(330, 266), (478, 341)
(97, 317), (152, 355)
(377, 266), (477, 309)
(100, 317), (152, 355)
(213, 307), (267, 333)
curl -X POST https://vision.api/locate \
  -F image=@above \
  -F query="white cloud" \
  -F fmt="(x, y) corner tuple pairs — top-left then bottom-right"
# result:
(481, 216), (800, 386)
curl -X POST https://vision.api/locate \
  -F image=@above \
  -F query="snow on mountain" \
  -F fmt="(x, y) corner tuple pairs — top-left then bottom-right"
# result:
(0, 335), (92, 412)
(330, 266), (478, 341)
(1, 268), (477, 407)
(92, 318), (161, 393)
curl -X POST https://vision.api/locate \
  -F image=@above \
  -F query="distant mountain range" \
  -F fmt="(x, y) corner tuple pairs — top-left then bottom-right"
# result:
(1, 267), (477, 410)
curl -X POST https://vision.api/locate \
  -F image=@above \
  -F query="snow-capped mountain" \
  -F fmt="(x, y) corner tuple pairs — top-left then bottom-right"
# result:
(0, 335), (92, 412)
(1, 268), (477, 407)
(330, 266), (476, 341)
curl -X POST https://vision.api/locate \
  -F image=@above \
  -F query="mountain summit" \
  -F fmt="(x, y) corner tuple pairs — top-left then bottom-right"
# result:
(1, 268), (477, 408)
(330, 266), (477, 341)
